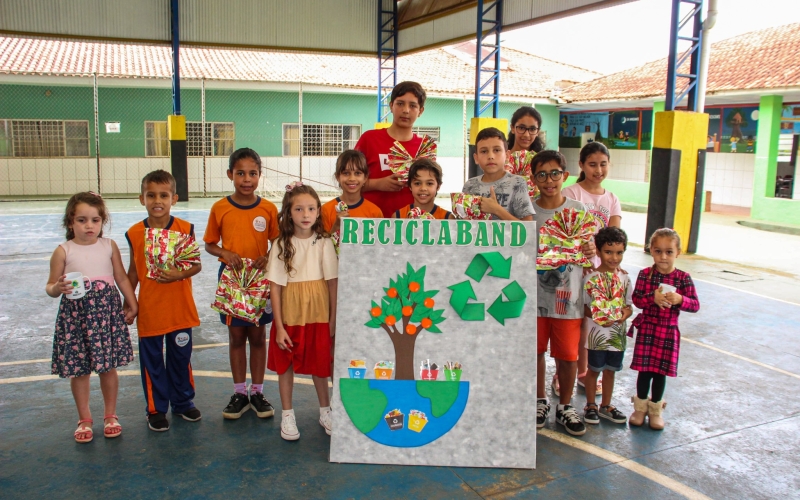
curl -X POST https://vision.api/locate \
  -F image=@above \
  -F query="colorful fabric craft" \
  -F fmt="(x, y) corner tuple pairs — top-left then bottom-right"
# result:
(144, 228), (201, 280)
(584, 272), (626, 326)
(335, 201), (348, 213)
(505, 150), (538, 199)
(537, 208), (598, 270)
(451, 193), (492, 220)
(407, 207), (435, 220)
(210, 258), (270, 324)
(388, 135), (437, 181)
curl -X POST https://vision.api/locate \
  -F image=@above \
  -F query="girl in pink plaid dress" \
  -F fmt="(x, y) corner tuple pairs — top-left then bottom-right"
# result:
(628, 229), (699, 430)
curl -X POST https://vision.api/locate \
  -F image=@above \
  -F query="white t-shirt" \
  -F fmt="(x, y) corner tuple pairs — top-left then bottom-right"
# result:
(267, 235), (338, 286)
(562, 183), (622, 268)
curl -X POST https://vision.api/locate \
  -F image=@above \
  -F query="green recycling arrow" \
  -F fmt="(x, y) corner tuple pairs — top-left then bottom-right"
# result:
(447, 280), (485, 321)
(465, 252), (512, 282)
(487, 281), (527, 325)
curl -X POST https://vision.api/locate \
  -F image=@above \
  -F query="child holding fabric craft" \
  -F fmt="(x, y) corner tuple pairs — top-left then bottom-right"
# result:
(267, 183), (338, 441)
(558, 142), (623, 398)
(204, 148), (280, 420)
(581, 227), (632, 425)
(392, 159), (454, 219)
(321, 150), (383, 235)
(46, 192), (137, 443)
(461, 128), (535, 221)
(357, 81), (429, 216)
(628, 228), (699, 430)
(532, 150), (596, 437)
(125, 170), (202, 432)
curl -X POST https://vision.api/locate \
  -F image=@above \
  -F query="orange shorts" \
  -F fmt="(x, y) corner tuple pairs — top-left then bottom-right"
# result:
(537, 317), (582, 361)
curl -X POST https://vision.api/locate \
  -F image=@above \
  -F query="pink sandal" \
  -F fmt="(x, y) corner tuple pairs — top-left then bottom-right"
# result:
(74, 419), (93, 443)
(577, 373), (603, 395)
(103, 414), (122, 438)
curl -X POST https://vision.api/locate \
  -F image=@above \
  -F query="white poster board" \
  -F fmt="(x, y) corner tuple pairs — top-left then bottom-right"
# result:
(330, 218), (537, 469)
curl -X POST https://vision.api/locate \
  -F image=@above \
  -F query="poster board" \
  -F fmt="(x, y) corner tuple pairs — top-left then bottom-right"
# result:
(329, 218), (538, 469)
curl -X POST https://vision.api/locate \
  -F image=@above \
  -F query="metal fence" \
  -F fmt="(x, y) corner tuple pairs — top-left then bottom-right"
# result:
(0, 68), (476, 201)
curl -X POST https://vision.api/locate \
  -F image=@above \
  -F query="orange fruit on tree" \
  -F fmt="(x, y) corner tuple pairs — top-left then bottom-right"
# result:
(385, 315), (397, 326)
(402, 306), (413, 317)
(423, 298), (434, 308)
(406, 324), (417, 335)
(421, 318), (433, 329)
(387, 287), (398, 298)
(370, 306), (382, 317)
(408, 281), (420, 292)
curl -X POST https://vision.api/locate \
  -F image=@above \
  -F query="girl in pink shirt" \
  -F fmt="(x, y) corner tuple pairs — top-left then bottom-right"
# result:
(559, 142), (622, 397)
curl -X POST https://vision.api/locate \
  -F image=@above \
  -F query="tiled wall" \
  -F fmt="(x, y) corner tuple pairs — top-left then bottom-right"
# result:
(559, 148), (756, 208)
(0, 156), (469, 197)
(703, 153), (755, 207)
(560, 148), (650, 182)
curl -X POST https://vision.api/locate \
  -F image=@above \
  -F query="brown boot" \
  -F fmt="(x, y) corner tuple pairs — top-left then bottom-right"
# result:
(629, 396), (648, 426)
(647, 400), (667, 430)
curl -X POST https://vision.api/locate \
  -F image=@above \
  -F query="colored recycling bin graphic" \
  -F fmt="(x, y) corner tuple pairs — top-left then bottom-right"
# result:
(339, 379), (469, 447)
(447, 251), (527, 325)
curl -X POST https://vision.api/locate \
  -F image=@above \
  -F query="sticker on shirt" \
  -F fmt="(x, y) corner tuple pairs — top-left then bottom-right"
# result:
(253, 216), (267, 232)
(175, 331), (190, 347)
(555, 287), (572, 316)
(379, 154), (391, 171)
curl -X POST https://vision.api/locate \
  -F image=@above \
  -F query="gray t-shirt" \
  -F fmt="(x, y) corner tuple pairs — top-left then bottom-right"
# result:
(461, 172), (535, 220)
(534, 197), (588, 319)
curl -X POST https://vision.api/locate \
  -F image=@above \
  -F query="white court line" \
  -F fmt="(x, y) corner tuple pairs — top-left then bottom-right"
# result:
(539, 429), (712, 500)
(682, 338), (800, 379)
(0, 369), (320, 386)
(0, 342), (227, 366)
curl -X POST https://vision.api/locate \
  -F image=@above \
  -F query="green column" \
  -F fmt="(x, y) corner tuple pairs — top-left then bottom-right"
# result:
(535, 104), (559, 150)
(750, 95), (798, 224)
(651, 101), (665, 151)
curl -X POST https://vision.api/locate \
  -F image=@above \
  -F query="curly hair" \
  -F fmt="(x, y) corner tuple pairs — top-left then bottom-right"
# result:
(62, 192), (109, 240)
(275, 184), (328, 275)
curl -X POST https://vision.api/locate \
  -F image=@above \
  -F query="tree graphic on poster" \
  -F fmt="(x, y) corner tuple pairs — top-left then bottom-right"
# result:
(725, 108), (747, 139)
(364, 263), (446, 380)
(590, 117), (604, 141)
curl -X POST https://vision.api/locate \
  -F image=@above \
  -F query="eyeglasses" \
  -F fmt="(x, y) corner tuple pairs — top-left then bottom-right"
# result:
(514, 125), (539, 135)
(533, 169), (564, 182)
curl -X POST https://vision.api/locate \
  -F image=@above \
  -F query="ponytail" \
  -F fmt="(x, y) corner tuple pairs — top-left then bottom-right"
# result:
(577, 142), (610, 183)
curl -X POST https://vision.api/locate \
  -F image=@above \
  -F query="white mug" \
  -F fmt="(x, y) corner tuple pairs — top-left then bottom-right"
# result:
(65, 272), (92, 300)
(660, 284), (676, 294)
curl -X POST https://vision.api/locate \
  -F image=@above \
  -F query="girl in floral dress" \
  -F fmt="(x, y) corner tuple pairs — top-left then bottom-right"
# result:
(46, 192), (138, 443)
(628, 228), (700, 430)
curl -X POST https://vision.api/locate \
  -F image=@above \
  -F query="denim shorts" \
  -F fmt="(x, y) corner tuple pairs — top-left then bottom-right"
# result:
(587, 349), (624, 372)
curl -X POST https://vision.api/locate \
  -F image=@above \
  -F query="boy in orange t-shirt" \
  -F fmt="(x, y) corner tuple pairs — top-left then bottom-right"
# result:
(204, 148), (280, 420)
(125, 170), (202, 432)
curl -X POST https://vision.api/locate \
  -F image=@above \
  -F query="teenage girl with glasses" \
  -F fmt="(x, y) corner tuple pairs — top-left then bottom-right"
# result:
(508, 106), (545, 154)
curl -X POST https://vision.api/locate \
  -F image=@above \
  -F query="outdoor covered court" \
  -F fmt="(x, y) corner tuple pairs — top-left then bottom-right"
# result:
(1, 200), (798, 499)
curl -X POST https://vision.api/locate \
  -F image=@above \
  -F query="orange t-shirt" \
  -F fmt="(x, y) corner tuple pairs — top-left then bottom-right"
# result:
(204, 196), (280, 261)
(125, 217), (200, 338)
(321, 197), (384, 233)
(393, 203), (453, 220)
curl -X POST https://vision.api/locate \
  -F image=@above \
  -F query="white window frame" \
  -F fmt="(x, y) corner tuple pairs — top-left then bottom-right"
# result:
(413, 126), (441, 142)
(0, 119), (90, 158)
(145, 121), (235, 157)
(282, 123), (361, 157)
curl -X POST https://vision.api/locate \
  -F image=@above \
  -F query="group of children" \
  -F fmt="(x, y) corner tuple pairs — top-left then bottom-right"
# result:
(45, 80), (699, 444)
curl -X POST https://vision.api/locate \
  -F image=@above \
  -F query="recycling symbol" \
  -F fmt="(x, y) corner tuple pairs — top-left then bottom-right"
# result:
(447, 251), (527, 325)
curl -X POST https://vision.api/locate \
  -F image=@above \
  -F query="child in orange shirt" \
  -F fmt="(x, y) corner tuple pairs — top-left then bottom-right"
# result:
(125, 170), (202, 432)
(204, 148), (280, 420)
(392, 158), (454, 219)
(321, 150), (383, 234)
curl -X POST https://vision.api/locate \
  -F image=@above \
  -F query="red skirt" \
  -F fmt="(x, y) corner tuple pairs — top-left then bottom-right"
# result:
(267, 322), (331, 377)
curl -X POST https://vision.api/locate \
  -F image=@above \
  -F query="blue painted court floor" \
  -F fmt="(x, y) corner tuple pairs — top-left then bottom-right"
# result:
(1, 199), (799, 499)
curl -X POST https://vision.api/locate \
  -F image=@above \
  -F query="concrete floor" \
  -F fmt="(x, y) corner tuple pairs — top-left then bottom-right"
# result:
(1, 200), (799, 499)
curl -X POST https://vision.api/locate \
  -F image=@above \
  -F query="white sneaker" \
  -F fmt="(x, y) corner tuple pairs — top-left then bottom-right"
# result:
(280, 413), (300, 441)
(319, 409), (332, 436)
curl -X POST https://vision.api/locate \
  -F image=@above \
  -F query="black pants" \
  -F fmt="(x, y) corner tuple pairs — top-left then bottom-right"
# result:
(636, 371), (666, 401)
